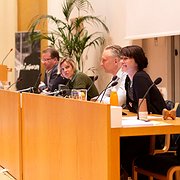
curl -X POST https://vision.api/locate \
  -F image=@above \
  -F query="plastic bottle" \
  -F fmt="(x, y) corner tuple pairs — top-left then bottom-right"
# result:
(110, 87), (118, 106)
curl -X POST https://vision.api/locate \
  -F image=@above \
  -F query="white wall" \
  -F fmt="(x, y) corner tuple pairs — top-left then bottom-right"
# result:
(125, 0), (180, 39)
(48, 0), (131, 91)
(47, 0), (176, 99)
(0, 0), (17, 84)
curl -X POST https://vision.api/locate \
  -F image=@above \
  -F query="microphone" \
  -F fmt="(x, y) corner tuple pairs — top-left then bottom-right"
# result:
(137, 77), (162, 119)
(99, 75), (118, 102)
(87, 75), (98, 92)
(18, 87), (34, 93)
(95, 80), (118, 102)
(1, 48), (13, 65)
(7, 78), (23, 90)
(0, 164), (17, 179)
(33, 73), (42, 93)
(41, 89), (67, 96)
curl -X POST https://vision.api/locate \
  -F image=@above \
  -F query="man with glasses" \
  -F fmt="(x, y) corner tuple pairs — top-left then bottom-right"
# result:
(98, 45), (127, 106)
(39, 47), (68, 92)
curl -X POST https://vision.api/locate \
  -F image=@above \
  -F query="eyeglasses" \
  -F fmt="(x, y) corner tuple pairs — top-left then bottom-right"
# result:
(41, 58), (52, 62)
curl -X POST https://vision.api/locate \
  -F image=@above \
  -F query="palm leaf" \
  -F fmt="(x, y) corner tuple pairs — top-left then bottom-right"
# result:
(28, 0), (109, 71)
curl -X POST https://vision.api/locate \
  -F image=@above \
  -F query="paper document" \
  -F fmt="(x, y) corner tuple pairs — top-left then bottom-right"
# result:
(122, 116), (171, 127)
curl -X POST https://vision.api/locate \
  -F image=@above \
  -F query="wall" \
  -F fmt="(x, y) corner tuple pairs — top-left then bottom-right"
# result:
(17, 0), (47, 81)
(47, 1), (172, 98)
(47, 0), (132, 91)
(0, 0), (17, 84)
(143, 37), (172, 100)
(3, 0), (174, 99)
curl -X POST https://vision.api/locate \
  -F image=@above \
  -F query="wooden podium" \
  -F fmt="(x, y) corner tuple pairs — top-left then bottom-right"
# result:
(0, 65), (8, 82)
(22, 93), (111, 180)
(0, 90), (21, 180)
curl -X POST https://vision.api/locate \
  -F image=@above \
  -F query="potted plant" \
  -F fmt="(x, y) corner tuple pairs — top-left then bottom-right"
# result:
(28, 0), (109, 72)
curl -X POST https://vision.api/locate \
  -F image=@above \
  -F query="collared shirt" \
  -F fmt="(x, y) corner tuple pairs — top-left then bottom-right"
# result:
(98, 68), (127, 106)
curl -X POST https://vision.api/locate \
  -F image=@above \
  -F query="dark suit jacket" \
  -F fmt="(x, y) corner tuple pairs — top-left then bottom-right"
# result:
(44, 64), (58, 91)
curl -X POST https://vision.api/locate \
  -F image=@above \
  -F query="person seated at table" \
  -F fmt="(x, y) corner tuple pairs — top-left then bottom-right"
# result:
(96, 44), (127, 105)
(119, 45), (167, 179)
(39, 47), (68, 92)
(58, 57), (99, 100)
(121, 45), (166, 114)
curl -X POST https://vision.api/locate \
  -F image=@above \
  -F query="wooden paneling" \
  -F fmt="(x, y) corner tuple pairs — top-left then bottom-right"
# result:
(0, 90), (21, 180)
(0, 65), (8, 82)
(17, 0), (47, 31)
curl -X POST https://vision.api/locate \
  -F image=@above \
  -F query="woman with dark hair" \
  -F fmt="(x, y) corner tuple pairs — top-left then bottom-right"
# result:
(120, 45), (166, 114)
(119, 45), (166, 179)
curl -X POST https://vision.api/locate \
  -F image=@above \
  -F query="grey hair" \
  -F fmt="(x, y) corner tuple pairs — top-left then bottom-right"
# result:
(104, 45), (122, 59)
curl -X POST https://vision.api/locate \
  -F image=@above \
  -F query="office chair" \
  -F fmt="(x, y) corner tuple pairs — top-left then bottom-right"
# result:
(133, 102), (180, 180)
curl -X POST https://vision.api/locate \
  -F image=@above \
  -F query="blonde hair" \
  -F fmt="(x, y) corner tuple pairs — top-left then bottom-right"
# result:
(57, 57), (77, 74)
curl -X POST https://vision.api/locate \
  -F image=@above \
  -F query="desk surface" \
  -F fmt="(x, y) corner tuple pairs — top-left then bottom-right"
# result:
(118, 110), (180, 136)
(111, 110), (180, 180)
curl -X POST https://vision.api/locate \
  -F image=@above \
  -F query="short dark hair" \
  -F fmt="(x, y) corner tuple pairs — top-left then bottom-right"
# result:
(42, 47), (60, 61)
(120, 45), (148, 71)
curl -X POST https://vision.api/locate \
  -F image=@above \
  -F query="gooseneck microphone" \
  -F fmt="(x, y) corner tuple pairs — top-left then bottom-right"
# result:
(99, 75), (118, 102)
(1, 48), (13, 65)
(87, 75), (98, 92)
(32, 73), (42, 93)
(7, 78), (23, 90)
(0, 164), (17, 179)
(137, 77), (162, 119)
(94, 76), (118, 102)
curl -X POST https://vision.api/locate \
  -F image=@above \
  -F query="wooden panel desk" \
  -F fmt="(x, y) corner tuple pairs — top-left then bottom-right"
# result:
(111, 113), (180, 180)
(22, 93), (111, 180)
(21, 92), (180, 180)
(0, 90), (21, 180)
(0, 65), (8, 82)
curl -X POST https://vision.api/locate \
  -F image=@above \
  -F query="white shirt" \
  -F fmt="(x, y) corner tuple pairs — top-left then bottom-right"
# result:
(98, 68), (127, 106)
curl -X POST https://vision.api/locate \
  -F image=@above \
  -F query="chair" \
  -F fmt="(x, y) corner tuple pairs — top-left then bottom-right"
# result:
(133, 102), (180, 180)
(133, 136), (180, 179)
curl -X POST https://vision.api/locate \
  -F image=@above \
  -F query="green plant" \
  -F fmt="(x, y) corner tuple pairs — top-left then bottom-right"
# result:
(28, 0), (109, 71)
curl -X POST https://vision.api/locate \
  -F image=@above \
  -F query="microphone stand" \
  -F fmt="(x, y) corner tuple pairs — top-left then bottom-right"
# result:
(99, 76), (118, 102)
(97, 81), (118, 102)
(18, 87), (34, 93)
(137, 77), (162, 120)
(7, 78), (23, 90)
(87, 75), (98, 92)
(1, 48), (13, 65)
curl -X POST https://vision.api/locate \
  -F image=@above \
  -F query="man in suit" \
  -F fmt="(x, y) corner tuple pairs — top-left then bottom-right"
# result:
(39, 48), (68, 92)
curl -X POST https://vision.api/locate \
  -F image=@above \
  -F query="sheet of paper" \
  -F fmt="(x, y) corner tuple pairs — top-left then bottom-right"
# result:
(122, 116), (171, 127)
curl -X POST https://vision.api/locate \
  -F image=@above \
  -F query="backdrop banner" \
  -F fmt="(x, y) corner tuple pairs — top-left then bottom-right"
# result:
(15, 32), (40, 91)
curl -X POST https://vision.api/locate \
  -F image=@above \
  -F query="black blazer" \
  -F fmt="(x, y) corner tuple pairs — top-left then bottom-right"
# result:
(125, 71), (166, 114)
